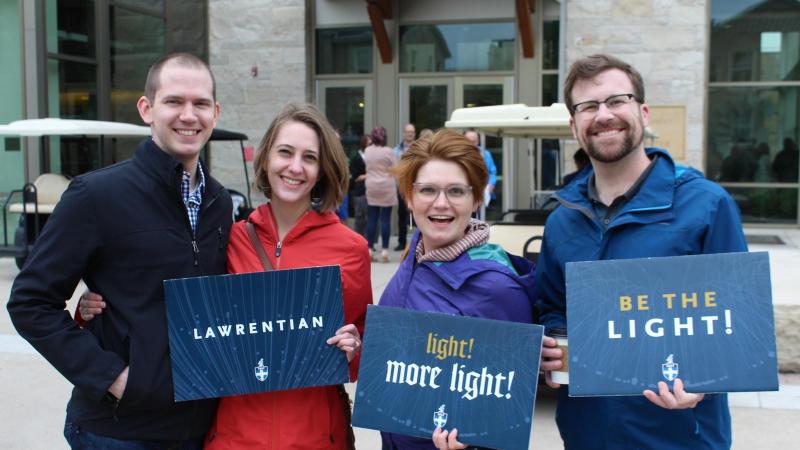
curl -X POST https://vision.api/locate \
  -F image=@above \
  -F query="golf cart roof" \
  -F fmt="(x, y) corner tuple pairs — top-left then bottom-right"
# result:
(0, 118), (249, 141)
(0, 118), (151, 137)
(446, 103), (574, 139)
(445, 103), (659, 139)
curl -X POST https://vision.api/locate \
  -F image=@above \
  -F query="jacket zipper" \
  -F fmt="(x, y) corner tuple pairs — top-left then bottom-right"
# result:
(112, 396), (120, 422)
(182, 183), (222, 268)
(275, 241), (283, 269)
(191, 240), (200, 267)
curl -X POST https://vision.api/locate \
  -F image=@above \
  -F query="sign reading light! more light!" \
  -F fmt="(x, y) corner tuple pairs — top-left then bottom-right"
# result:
(352, 306), (543, 450)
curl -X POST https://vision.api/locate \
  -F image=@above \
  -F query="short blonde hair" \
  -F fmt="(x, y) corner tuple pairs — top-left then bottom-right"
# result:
(418, 128), (434, 140)
(253, 103), (349, 212)
(394, 129), (488, 204)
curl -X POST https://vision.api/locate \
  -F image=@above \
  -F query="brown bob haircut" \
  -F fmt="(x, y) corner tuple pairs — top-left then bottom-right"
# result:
(394, 129), (488, 205)
(144, 52), (216, 102)
(253, 103), (349, 213)
(563, 54), (645, 116)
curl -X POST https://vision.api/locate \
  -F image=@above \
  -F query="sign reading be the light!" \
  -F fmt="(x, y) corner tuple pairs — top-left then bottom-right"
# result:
(566, 252), (778, 396)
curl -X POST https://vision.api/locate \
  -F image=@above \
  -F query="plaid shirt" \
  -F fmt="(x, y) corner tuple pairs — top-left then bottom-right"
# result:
(181, 163), (206, 234)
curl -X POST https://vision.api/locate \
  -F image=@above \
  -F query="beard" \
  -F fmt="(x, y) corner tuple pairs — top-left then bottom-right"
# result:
(582, 118), (645, 164)
(585, 132), (639, 163)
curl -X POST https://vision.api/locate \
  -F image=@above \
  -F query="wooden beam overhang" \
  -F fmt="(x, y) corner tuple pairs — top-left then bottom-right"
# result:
(515, 0), (535, 58)
(367, 0), (393, 64)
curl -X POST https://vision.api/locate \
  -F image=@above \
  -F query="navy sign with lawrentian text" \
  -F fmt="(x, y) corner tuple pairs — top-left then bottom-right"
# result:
(164, 266), (348, 401)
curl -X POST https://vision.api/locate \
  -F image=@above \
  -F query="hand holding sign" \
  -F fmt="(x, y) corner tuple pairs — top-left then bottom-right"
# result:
(643, 378), (705, 409)
(327, 323), (362, 362)
(541, 335), (565, 388)
(433, 427), (467, 450)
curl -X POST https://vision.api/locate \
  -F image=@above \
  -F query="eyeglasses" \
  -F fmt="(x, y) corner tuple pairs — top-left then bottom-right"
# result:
(412, 183), (473, 204)
(572, 93), (641, 115)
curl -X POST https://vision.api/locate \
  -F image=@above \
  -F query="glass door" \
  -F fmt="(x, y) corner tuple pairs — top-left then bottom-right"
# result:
(399, 78), (454, 138)
(316, 80), (373, 158)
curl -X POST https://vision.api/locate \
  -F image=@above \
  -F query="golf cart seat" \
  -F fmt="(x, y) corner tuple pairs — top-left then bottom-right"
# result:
(488, 223), (544, 260)
(8, 173), (71, 214)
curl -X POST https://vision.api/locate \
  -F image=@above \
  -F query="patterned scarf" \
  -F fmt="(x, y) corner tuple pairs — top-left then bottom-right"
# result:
(415, 218), (490, 263)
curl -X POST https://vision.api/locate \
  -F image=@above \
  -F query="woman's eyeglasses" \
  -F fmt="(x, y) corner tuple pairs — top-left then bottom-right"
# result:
(412, 183), (473, 204)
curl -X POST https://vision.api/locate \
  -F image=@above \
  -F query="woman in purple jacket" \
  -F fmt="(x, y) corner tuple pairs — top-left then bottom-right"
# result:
(379, 129), (537, 450)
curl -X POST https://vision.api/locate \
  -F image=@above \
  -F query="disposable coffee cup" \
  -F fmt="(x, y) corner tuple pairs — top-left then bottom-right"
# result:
(546, 328), (569, 385)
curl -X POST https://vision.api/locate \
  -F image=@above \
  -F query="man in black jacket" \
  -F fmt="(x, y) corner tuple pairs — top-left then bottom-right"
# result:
(8, 53), (231, 449)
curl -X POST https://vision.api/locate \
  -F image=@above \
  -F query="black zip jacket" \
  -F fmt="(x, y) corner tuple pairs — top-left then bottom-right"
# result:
(8, 138), (232, 440)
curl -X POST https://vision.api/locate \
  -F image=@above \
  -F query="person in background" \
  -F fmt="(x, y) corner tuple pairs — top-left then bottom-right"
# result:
(349, 134), (371, 237)
(418, 128), (434, 140)
(393, 123), (416, 250)
(773, 138), (798, 182)
(537, 53), (747, 450)
(561, 148), (590, 186)
(365, 125), (398, 262)
(463, 129), (497, 216)
(333, 129), (349, 223)
(378, 129), (561, 449)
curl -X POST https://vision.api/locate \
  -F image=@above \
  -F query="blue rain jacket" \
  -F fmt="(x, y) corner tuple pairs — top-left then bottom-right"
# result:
(536, 148), (747, 450)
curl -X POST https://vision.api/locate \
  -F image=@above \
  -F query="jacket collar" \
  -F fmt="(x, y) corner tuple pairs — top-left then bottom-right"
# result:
(405, 230), (524, 290)
(554, 148), (695, 227)
(134, 137), (221, 197)
(249, 203), (340, 244)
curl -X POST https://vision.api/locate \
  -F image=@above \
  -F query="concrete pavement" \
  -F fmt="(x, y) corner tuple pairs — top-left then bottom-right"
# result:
(2, 227), (800, 449)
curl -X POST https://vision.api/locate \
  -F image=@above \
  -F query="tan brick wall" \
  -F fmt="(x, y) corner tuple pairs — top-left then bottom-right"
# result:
(208, 0), (307, 202)
(565, 0), (708, 170)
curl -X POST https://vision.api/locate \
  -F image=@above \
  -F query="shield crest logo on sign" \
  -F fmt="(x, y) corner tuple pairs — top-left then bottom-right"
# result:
(433, 404), (448, 429)
(661, 354), (679, 382)
(254, 358), (269, 382)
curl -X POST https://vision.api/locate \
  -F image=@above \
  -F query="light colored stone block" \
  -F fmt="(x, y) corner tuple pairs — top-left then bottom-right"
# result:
(208, 0), (307, 191)
(775, 305), (800, 373)
(611, 0), (654, 17)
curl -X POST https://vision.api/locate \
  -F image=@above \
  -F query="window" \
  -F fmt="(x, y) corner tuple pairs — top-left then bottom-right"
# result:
(541, 19), (559, 106)
(324, 86), (366, 156)
(42, 0), (205, 174)
(316, 27), (373, 74)
(399, 22), (515, 73)
(110, 5), (165, 125)
(708, 0), (800, 223)
(710, 2), (799, 82)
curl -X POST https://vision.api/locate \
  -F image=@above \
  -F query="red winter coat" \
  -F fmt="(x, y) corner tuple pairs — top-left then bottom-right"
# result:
(205, 204), (372, 450)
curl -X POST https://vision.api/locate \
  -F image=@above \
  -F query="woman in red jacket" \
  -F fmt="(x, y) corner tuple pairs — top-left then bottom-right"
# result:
(203, 103), (372, 449)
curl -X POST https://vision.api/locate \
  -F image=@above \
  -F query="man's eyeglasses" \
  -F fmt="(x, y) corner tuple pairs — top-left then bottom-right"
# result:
(572, 93), (641, 115)
(412, 183), (473, 204)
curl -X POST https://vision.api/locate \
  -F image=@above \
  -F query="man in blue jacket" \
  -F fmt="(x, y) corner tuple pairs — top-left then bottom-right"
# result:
(464, 129), (498, 198)
(537, 54), (746, 449)
(8, 53), (231, 449)
(393, 123), (416, 250)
